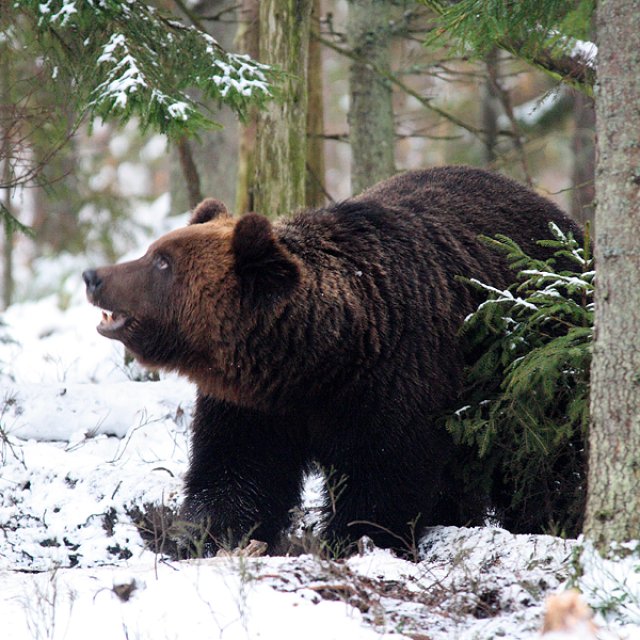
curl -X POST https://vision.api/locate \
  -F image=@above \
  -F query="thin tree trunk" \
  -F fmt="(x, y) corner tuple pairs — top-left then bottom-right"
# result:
(235, 0), (260, 215)
(254, 0), (313, 218)
(570, 92), (595, 231)
(584, 0), (640, 549)
(176, 137), (203, 210)
(1, 38), (14, 309)
(346, 0), (395, 195)
(305, 0), (326, 208)
(482, 48), (499, 167)
(2, 202), (13, 310)
(31, 106), (80, 253)
(170, 0), (239, 214)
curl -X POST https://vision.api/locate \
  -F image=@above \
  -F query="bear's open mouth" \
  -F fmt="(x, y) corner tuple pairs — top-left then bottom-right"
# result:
(97, 308), (130, 336)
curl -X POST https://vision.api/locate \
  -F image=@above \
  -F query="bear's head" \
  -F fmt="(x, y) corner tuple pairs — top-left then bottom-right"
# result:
(83, 198), (301, 396)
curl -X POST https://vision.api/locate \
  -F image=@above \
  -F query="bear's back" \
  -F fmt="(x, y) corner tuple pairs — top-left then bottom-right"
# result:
(353, 166), (580, 256)
(276, 166), (581, 415)
(282, 166), (580, 291)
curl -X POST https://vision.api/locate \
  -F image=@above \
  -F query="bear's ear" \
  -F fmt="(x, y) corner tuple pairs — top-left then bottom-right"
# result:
(232, 213), (300, 302)
(190, 198), (229, 225)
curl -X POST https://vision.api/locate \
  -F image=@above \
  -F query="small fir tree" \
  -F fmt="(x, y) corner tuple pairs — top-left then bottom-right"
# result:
(446, 223), (593, 536)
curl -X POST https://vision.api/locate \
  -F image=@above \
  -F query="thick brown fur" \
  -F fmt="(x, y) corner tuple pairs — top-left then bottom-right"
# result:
(83, 166), (582, 556)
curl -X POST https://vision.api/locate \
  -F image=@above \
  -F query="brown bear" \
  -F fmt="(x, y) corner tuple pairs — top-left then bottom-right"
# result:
(83, 166), (582, 556)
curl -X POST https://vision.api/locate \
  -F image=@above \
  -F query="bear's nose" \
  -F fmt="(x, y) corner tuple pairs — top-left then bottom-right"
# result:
(82, 269), (102, 296)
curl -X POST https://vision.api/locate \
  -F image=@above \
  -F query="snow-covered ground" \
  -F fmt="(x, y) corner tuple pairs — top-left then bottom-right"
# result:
(2, 203), (640, 640)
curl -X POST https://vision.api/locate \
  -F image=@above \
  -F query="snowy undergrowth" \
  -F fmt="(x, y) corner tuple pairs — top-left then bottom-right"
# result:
(0, 288), (191, 573)
(1, 206), (640, 639)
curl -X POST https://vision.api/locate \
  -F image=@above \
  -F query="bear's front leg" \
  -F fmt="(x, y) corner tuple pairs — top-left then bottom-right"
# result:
(178, 393), (307, 557)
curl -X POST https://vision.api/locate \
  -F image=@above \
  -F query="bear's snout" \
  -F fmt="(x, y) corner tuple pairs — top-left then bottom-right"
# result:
(82, 269), (102, 299)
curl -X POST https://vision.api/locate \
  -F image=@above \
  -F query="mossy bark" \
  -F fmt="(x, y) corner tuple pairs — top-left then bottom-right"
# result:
(235, 0), (259, 215)
(346, 0), (395, 195)
(584, 0), (640, 549)
(305, 0), (326, 208)
(254, 0), (313, 218)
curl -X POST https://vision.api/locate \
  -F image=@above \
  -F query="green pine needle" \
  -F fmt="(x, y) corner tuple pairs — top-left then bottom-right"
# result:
(11, 1), (281, 138)
(446, 223), (592, 535)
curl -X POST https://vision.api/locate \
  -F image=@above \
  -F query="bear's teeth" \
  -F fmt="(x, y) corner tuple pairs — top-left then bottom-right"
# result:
(102, 310), (113, 323)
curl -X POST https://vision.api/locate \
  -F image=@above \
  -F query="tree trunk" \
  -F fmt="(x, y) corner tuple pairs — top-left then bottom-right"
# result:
(305, 0), (326, 208)
(30, 102), (81, 253)
(169, 0), (239, 214)
(584, 0), (640, 549)
(1, 188), (13, 309)
(346, 0), (395, 195)
(1, 36), (14, 308)
(570, 92), (595, 231)
(481, 48), (499, 167)
(176, 137), (203, 210)
(235, 0), (260, 215)
(254, 0), (313, 218)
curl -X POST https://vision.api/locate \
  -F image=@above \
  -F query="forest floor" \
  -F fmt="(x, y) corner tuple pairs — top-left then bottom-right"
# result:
(1, 206), (639, 640)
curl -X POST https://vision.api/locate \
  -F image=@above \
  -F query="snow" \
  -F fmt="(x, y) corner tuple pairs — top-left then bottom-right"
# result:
(571, 39), (597, 69)
(467, 277), (538, 315)
(41, 0), (78, 26)
(91, 11), (272, 113)
(116, 161), (151, 196)
(580, 542), (640, 627)
(210, 52), (272, 99)
(512, 88), (566, 127)
(23, 0), (275, 139)
(96, 33), (148, 109)
(1, 204), (640, 640)
(167, 101), (190, 121)
(520, 270), (592, 290)
(139, 134), (167, 162)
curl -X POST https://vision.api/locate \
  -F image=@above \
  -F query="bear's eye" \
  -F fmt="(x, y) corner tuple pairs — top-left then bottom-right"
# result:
(154, 255), (170, 271)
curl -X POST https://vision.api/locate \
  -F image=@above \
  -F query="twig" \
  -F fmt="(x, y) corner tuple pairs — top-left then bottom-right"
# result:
(422, 0), (595, 96)
(315, 33), (489, 145)
(487, 55), (533, 186)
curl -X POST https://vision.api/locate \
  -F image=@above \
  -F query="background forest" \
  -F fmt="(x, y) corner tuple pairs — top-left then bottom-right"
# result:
(3, 1), (640, 639)
(1, 0), (596, 307)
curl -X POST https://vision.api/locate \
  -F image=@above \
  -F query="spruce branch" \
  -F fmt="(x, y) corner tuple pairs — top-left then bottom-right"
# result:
(171, 0), (208, 32)
(421, 0), (596, 96)
(12, 0), (280, 138)
(447, 224), (593, 536)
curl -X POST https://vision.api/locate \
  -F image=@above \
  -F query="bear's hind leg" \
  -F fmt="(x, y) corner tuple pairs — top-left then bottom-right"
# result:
(318, 455), (430, 558)
(317, 424), (468, 558)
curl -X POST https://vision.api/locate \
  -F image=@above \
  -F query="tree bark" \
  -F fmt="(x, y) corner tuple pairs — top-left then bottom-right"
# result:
(176, 137), (203, 210)
(346, 0), (395, 195)
(1, 34), (14, 308)
(254, 0), (313, 218)
(1, 188), (13, 309)
(305, 0), (326, 208)
(570, 92), (595, 231)
(235, 0), (260, 215)
(481, 48), (500, 167)
(584, 0), (640, 549)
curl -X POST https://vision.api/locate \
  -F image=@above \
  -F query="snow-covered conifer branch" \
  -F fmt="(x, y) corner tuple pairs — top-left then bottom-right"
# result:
(13, 0), (280, 137)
